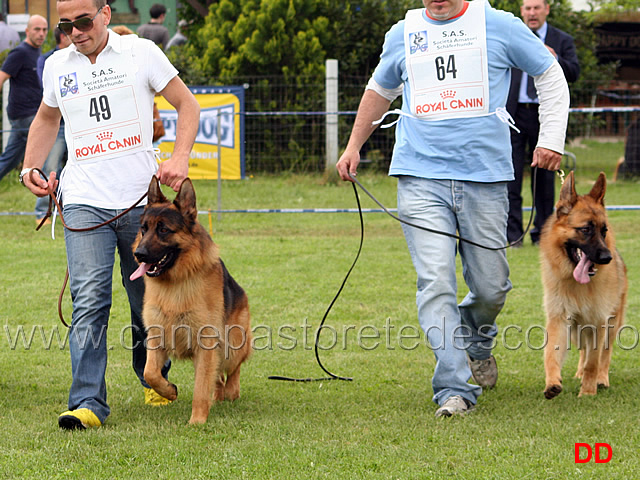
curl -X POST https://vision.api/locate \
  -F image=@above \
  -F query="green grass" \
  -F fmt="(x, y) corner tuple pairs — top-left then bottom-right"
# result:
(1, 143), (639, 479)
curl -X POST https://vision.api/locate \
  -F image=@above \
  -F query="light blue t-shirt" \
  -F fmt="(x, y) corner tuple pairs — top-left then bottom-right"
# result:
(373, 1), (554, 182)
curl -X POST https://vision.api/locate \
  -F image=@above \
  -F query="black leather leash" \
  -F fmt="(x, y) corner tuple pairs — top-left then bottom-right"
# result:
(268, 170), (538, 383)
(349, 171), (537, 251)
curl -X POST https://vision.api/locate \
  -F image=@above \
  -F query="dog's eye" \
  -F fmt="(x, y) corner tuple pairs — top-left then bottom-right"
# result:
(579, 226), (593, 236)
(601, 226), (608, 238)
(157, 225), (170, 235)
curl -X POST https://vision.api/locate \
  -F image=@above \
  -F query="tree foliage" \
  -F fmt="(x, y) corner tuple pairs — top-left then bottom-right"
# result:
(167, 0), (618, 171)
(169, 0), (421, 85)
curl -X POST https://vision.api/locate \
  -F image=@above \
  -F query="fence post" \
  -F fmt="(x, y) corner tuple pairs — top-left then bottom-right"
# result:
(2, 80), (9, 153)
(325, 59), (339, 171)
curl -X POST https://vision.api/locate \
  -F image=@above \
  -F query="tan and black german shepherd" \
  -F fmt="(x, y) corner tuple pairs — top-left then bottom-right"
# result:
(130, 176), (252, 424)
(539, 171), (627, 399)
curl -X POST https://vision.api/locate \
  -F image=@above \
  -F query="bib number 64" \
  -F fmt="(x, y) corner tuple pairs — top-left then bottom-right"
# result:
(435, 55), (458, 82)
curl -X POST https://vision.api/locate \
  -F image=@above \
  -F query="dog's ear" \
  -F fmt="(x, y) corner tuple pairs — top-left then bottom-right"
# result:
(174, 178), (197, 223)
(588, 172), (607, 206)
(147, 175), (168, 204)
(556, 170), (577, 218)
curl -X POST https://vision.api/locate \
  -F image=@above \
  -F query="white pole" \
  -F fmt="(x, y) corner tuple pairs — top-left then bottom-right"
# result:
(325, 59), (339, 170)
(2, 80), (9, 153)
(217, 109), (222, 222)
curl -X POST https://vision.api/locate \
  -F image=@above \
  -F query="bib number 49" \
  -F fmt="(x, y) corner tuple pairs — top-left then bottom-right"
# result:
(435, 55), (457, 81)
(89, 95), (112, 122)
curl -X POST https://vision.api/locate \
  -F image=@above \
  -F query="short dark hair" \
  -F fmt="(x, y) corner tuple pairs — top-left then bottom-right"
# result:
(54, 27), (64, 44)
(149, 3), (166, 19)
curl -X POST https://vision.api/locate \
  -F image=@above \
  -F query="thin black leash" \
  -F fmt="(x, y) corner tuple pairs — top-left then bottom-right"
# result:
(268, 169), (539, 382)
(267, 182), (362, 382)
(350, 169), (539, 251)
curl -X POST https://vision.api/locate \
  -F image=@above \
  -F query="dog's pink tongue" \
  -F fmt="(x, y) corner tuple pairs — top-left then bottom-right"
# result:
(130, 263), (150, 281)
(573, 253), (592, 284)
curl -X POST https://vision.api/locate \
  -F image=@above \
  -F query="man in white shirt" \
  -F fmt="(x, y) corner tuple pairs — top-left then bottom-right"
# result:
(21, 0), (200, 430)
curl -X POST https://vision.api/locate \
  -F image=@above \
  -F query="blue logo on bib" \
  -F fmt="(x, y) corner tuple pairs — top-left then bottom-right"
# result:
(59, 73), (79, 97)
(409, 30), (429, 55)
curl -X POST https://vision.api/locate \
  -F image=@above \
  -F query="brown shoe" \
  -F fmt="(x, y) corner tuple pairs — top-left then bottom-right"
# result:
(469, 355), (498, 389)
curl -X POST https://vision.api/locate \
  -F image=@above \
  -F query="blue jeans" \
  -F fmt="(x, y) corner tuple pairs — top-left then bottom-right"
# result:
(397, 176), (512, 407)
(35, 123), (67, 218)
(63, 204), (170, 423)
(0, 114), (35, 182)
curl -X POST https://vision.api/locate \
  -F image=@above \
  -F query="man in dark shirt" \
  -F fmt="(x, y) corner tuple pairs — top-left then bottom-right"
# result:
(137, 3), (170, 50)
(0, 15), (48, 182)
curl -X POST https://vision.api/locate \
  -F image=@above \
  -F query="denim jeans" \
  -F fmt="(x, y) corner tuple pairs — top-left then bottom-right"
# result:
(34, 123), (67, 218)
(397, 176), (512, 407)
(0, 114), (35, 182)
(63, 204), (169, 423)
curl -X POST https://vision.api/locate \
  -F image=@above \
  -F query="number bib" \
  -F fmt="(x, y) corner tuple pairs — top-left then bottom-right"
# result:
(53, 38), (149, 163)
(404, 1), (489, 121)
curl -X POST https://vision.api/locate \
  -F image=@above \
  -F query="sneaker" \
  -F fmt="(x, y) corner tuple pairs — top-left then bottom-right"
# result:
(144, 387), (173, 406)
(435, 395), (474, 418)
(58, 408), (102, 430)
(469, 355), (498, 389)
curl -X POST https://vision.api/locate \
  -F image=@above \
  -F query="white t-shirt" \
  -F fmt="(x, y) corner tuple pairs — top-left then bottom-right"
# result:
(42, 31), (178, 208)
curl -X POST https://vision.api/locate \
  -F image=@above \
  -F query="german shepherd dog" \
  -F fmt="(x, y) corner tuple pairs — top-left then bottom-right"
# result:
(540, 172), (627, 399)
(130, 176), (252, 424)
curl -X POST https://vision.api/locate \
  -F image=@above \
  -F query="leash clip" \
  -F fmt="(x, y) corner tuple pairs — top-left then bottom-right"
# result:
(557, 169), (566, 185)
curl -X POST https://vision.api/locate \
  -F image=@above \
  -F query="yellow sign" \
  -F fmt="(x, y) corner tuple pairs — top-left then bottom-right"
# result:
(155, 87), (245, 179)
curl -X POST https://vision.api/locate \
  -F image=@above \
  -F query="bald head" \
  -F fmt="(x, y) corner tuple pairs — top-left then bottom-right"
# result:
(26, 15), (48, 48)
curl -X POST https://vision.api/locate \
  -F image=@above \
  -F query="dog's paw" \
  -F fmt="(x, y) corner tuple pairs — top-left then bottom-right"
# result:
(167, 383), (178, 401)
(596, 375), (610, 388)
(544, 384), (563, 399)
(578, 387), (597, 397)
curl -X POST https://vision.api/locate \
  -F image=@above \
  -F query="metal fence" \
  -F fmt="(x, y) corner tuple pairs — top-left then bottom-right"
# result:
(231, 74), (639, 176)
(2, 75), (638, 177)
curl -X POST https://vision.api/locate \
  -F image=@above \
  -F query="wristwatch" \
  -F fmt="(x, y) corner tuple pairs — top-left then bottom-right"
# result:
(19, 167), (33, 185)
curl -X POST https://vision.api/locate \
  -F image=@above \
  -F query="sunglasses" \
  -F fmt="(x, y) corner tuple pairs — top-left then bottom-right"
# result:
(58, 7), (103, 35)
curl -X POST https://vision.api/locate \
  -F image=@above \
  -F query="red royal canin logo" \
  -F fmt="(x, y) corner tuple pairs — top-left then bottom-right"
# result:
(96, 131), (113, 141)
(75, 131), (142, 159)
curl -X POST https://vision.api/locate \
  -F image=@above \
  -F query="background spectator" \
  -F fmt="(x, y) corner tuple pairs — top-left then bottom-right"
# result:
(0, 15), (48, 183)
(166, 19), (188, 49)
(137, 3), (170, 50)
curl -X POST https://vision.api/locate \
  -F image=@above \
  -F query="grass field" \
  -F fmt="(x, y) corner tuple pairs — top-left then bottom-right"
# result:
(0, 141), (639, 479)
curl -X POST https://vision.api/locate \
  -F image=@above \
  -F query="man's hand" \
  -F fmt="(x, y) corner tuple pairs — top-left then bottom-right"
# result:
(544, 45), (557, 58)
(532, 147), (562, 171)
(336, 149), (361, 182)
(23, 169), (58, 198)
(156, 158), (188, 192)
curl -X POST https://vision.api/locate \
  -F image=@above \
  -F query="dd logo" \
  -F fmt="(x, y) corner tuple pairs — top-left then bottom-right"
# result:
(574, 443), (612, 463)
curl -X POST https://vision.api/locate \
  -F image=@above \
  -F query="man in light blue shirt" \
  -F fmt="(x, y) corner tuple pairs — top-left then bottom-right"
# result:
(337, 0), (569, 417)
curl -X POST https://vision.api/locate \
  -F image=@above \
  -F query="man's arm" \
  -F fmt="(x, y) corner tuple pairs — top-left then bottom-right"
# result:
(156, 75), (200, 191)
(547, 27), (580, 83)
(0, 70), (10, 91)
(336, 89), (392, 182)
(22, 102), (63, 196)
(532, 61), (570, 171)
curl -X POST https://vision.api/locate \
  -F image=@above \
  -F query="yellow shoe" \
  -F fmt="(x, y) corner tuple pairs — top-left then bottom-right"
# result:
(58, 408), (102, 430)
(144, 387), (173, 406)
